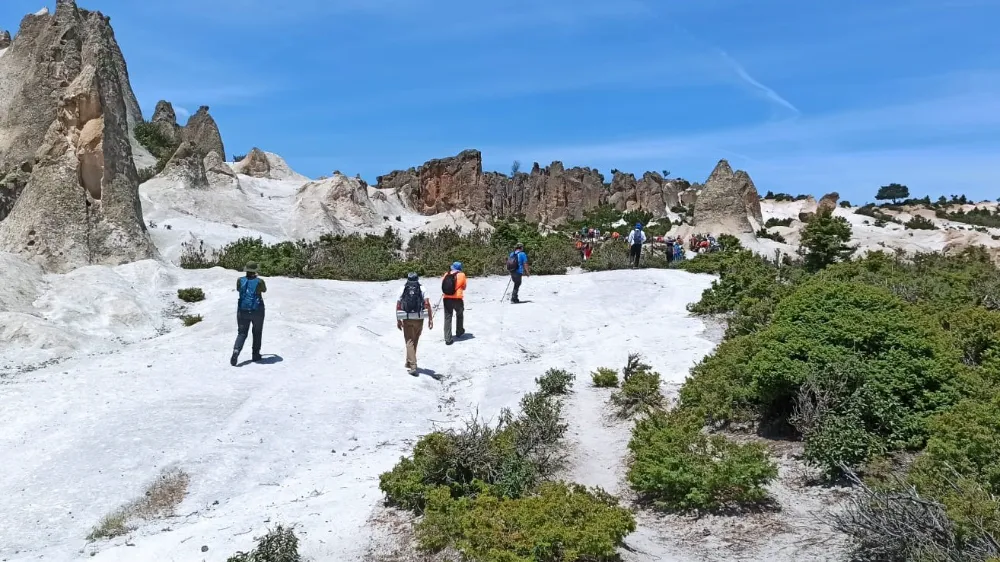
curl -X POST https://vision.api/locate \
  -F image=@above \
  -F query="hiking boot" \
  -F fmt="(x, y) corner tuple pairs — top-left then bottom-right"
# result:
(408, 367), (418, 376)
(511, 297), (519, 304)
(445, 339), (454, 346)
(230, 351), (239, 366)
(252, 353), (262, 362)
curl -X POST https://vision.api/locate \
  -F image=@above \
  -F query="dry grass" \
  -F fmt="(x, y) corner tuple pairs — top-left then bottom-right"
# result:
(87, 467), (190, 541)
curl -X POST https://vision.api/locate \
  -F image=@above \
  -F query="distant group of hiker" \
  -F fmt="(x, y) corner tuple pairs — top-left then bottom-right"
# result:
(229, 243), (531, 376)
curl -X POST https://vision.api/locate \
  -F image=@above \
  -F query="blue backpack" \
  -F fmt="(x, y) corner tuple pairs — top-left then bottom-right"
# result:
(238, 277), (262, 311)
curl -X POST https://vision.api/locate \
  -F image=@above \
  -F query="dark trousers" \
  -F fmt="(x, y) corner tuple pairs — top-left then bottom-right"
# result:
(234, 306), (265, 355)
(510, 272), (523, 301)
(630, 243), (642, 267)
(443, 298), (465, 342)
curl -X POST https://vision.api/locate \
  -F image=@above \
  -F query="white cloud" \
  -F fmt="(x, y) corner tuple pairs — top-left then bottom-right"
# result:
(716, 48), (799, 115)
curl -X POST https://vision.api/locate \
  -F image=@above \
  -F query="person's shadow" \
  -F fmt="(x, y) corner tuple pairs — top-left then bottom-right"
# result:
(416, 368), (444, 381)
(238, 354), (284, 367)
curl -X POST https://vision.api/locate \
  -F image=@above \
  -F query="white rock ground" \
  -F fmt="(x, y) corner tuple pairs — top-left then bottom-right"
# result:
(8, 157), (989, 561)
(1, 263), (721, 561)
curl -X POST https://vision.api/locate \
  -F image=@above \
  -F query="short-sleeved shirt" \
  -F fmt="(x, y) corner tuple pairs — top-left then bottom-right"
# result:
(396, 283), (428, 320)
(512, 251), (528, 274)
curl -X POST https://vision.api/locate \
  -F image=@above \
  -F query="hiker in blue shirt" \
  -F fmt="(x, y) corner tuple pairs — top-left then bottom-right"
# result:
(231, 262), (267, 366)
(506, 243), (530, 303)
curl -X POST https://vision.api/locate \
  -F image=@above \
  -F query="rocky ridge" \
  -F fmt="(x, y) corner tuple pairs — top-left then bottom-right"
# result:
(376, 149), (707, 226)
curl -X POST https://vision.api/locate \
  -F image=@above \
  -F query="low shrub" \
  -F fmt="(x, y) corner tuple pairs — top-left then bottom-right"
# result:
(680, 279), (968, 476)
(417, 483), (636, 561)
(764, 217), (793, 228)
(177, 287), (205, 303)
(627, 411), (778, 511)
(536, 368), (575, 396)
(180, 314), (203, 327)
(756, 228), (787, 243)
(905, 215), (938, 230)
(591, 367), (619, 388)
(380, 378), (569, 511)
(830, 470), (1000, 562)
(840, 200), (852, 208)
(611, 368), (663, 418)
(226, 525), (301, 562)
(232, 153), (247, 163)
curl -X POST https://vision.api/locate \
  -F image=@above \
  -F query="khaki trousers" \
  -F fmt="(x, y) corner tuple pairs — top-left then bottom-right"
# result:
(402, 319), (424, 370)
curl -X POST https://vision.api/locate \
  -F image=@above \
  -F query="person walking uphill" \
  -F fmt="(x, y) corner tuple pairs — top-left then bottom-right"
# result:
(231, 263), (267, 366)
(441, 262), (467, 345)
(506, 243), (530, 303)
(627, 223), (647, 268)
(396, 272), (434, 375)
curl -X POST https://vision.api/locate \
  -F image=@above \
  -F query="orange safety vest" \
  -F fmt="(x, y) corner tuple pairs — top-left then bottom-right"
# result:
(442, 271), (467, 300)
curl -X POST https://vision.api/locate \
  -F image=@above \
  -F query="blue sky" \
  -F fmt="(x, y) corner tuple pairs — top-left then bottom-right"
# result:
(3, 0), (999, 203)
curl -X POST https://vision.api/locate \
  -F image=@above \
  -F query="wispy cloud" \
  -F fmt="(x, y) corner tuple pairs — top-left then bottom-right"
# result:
(174, 105), (191, 120)
(716, 48), (800, 115)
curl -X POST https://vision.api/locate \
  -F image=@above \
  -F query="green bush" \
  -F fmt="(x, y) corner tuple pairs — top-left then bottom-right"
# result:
(180, 314), (203, 327)
(627, 411), (778, 511)
(536, 369), (575, 396)
(591, 367), (619, 388)
(610, 368), (663, 419)
(756, 228), (787, 243)
(416, 482), (636, 561)
(905, 215), (938, 230)
(380, 380), (569, 511)
(800, 210), (854, 271)
(226, 525), (300, 562)
(687, 250), (783, 315)
(134, 122), (179, 173)
(764, 217), (793, 228)
(680, 279), (968, 476)
(177, 287), (205, 303)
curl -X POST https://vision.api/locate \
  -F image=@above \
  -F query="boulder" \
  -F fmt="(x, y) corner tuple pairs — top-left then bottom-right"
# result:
(203, 150), (239, 190)
(0, 30), (11, 49)
(286, 174), (381, 239)
(234, 147), (271, 178)
(0, 1), (155, 271)
(160, 141), (208, 189)
(151, 100), (182, 144)
(818, 192), (840, 215)
(691, 160), (762, 236)
(182, 105), (225, 159)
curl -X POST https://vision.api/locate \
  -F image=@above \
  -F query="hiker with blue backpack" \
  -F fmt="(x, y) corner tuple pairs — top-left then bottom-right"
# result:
(506, 243), (530, 303)
(627, 223), (647, 268)
(231, 262), (267, 366)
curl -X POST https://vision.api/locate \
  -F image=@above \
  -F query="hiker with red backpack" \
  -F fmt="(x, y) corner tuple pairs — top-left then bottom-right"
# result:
(396, 272), (434, 376)
(231, 262), (267, 366)
(506, 243), (530, 303)
(441, 262), (467, 345)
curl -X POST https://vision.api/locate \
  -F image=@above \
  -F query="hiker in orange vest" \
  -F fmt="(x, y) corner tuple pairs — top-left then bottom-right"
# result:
(441, 262), (467, 345)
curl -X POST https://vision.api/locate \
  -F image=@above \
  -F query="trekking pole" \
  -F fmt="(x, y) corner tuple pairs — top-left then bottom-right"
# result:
(500, 278), (512, 302)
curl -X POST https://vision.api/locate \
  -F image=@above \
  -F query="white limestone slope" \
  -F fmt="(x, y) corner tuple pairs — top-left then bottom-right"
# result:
(0, 265), (717, 561)
(140, 155), (488, 264)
